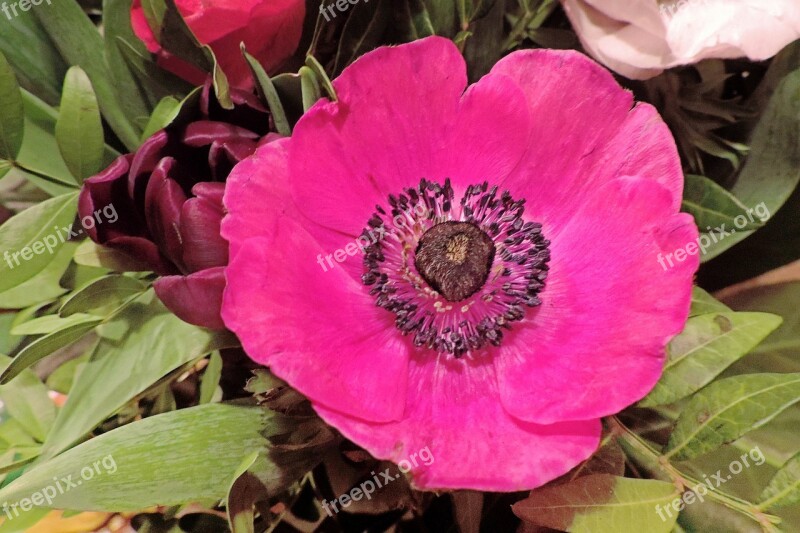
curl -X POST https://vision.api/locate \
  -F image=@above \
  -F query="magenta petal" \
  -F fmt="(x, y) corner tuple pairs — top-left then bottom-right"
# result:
(221, 220), (409, 423)
(78, 155), (133, 242)
(144, 158), (187, 270)
(444, 72), (531, 190)
(193, 182), (225, 204)
(286, 37), (467, 261)
(489, 49), (682, 228)
(180, 183), (228, 272)
(314, 357), (601, 491)
(129, 131), (170, 202)
(183, 120), (260, 146)
(154, 267), (226, 329)
(104, 236), (178, 274)
(495, 177), (698, 424)
(221, 138), (294, 261)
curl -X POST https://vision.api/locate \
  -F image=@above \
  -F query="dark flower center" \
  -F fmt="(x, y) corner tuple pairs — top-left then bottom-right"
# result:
(361, 179), (550, 358)
(415, 221), (495, 302)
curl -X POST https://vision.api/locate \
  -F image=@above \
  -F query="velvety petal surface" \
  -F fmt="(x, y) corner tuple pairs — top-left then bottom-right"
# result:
(314, 356), (602, 491)
(222, 220), (409, 422)
(562, 0), (800, 79)
(287, 37), (530, 282)
(154, 267), (227, 329)
(490, 48), (684, 229)
(180, 183), (228, 272)
(221, 138), (294, 260)
(496, 177), (698, 424)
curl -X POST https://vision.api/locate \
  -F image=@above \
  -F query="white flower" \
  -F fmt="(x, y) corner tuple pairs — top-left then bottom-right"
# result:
(561, 0), (800, 79)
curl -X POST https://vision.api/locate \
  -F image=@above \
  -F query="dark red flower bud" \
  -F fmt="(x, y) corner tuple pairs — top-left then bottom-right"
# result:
(79, 80), (273, 329)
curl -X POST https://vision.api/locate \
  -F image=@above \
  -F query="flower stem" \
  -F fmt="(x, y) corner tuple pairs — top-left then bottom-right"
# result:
(609, 416), (781, 532)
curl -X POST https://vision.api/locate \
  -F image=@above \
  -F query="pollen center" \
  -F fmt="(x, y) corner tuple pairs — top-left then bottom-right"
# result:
(361, 179), (551, 358)
(415, 221), (495, 302)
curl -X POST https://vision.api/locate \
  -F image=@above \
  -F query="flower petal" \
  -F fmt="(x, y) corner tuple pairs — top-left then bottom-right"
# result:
(491, 49), (683, 228)
(221, 138), (294, 261)
(495, 177), (698, 424)
(144, 158), (187, 271)
(666, 0), (800, 64)
(287, 38), (531, 281)
(154, 267), (227, 329)
(315, 356), (601, 491)
(221, 219), (409, 422)
(180, 182), (228, 272)
(287, 37), (467, 244)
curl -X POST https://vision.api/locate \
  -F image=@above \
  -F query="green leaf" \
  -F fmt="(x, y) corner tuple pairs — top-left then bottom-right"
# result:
(55, 67), (104, 183)
(690, 286), (730, 317)
(398, 0), (438, 40)
(0, 354), (56, 443)
(512, 475), (679, 533)
(271, 73), (304, 126)
(299, 66), (322, 112)
(73, 240), (155, 273)
(0, 8), (66, 106)
(0, 507), (48, 532)
(759, 452), (800, 511)
(305, 55), (337, 102)
(59, 275), (148, 317)
(159, 0), (211, 70)
(46, 352), (88, 395)
(724, 281), (800, 373)
(0, 242), (77, 310)
(140, 96), (180, 141)
(700, 69), (800, 261)
(103, 0), (155, 125)
(676, 495), (772, 533)
(0, 404), (328, 511)
(461, 0), (505, 80)
(226, 452), (264, 533)
(39, 294), (237, 459)
(140, 0), (167, 37)
(208, 47), (233, 110)
(241, 48), (290, 136)
(418, 0), (457, 36)
(332, 0), (391, 75)
(665, 373), (800, 461)
(0, 313), (21, 354)
(640, 312), (783, 407)
(0, 317), (102, 385)
(0, 192), (78, 293)
(11, 313), (100, 336)
(0, 51), (25, 160)
(158, 0), (232, 109)
(113, 36), (193, 108)
(33, 0), (141, 149)
(199, 351), (223, 405)
(16, 90), (106, 194)
(683, 175), (761, 232)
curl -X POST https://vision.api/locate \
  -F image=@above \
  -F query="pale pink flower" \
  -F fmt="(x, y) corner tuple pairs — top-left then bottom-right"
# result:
(562, 0), (800, 79)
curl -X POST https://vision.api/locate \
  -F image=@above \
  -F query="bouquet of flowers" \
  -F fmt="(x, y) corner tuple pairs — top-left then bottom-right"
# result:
(0, 0), (799, 531)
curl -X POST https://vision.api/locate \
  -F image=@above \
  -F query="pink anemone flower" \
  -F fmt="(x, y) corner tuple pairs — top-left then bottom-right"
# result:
(221, 36), (698, 490)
